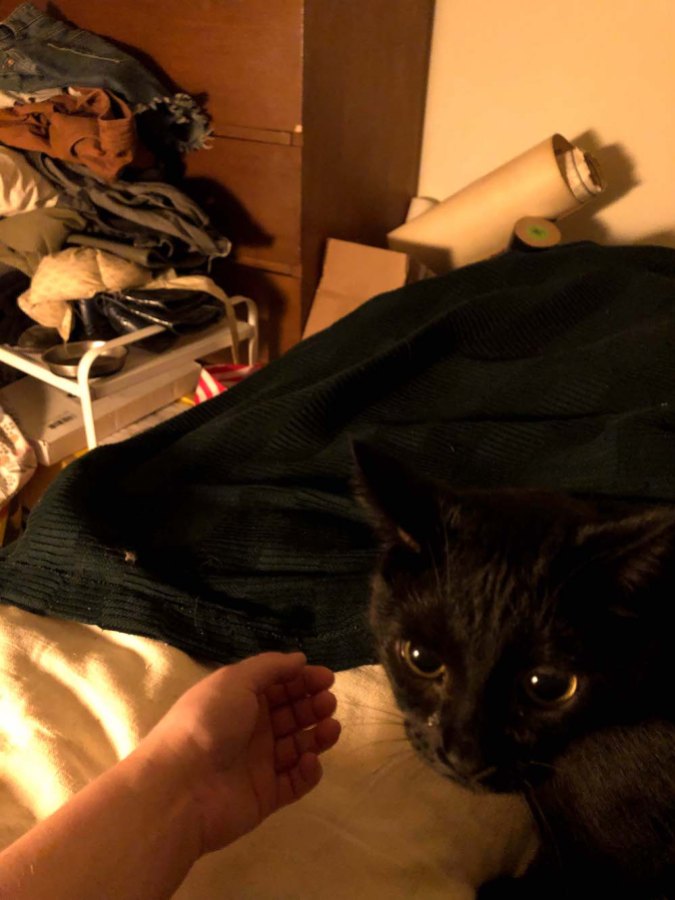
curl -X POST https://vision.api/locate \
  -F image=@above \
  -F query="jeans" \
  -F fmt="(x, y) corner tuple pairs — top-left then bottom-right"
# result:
(28, 152), (231, 267)
(0, 3), (210, 153)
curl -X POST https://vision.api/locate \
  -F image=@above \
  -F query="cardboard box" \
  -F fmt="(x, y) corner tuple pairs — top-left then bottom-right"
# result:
(0, 363), (200, 465)
(302, 239), (409, 339)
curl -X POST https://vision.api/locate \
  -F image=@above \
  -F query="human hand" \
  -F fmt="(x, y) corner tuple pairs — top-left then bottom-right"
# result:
(138, 652), (341, 855)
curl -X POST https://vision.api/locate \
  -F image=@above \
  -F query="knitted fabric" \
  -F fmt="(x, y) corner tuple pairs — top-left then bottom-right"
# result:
(2, 243), (675, 670)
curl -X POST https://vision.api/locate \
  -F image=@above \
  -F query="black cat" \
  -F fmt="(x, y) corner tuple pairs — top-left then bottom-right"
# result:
(353, 442), (675, 899)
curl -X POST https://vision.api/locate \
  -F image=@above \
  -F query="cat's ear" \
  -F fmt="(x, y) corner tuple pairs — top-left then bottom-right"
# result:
(577, 507), (675, 614)
(351, 441), (444, 552)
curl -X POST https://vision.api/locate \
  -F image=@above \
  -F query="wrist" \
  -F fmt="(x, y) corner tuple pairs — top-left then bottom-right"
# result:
(0, 724), (208, 900)
(125, 733), (205, 863)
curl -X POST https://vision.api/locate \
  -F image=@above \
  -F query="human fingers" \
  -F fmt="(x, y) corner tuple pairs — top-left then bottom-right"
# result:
(275, 716), (342, 772)
(233, 652), (307, 693)
(266, 665), (335, 709)
(270, 689), (337, 737)
(276, 752), (323, 807)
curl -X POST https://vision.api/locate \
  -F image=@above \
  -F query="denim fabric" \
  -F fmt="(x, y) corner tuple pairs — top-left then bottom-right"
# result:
(0, 3), (210, 152)
(27, 152), (230, 268)
(66, 234), (173, 270)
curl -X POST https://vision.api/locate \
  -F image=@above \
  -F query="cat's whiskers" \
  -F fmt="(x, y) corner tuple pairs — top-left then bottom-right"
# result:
(408, 586), (428, 613)
(340, 698), (405, 723)
(407, 755), (432, 785)
(365, 746), (417, 789)
(442, 517), (452, 599)
(528, 759), (560, 775)
(522, 777), (564, 873)
(343, 715), (406, 730)
(348, 727), (411, 758)
(344, 714), (405, 729)
(469, 765), (498, 786)
(430, 550), (445, 601)
(366, 735), (410, 748)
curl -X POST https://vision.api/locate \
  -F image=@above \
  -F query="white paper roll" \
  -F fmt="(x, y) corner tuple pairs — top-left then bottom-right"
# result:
(405, 196), (440, 222)
(388, 134), (604, 273)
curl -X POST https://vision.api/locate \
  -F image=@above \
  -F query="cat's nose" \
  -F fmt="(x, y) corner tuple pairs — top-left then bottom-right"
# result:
(441, 732), (487, 775)
(436, 748), (488, 780)
(442, 730), (480, 759)
(438, 746), (492, 781)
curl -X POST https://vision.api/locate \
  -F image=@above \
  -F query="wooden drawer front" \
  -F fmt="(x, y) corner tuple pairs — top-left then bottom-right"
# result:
(0, 0), (304, 135)
(184, 137), (301, 273)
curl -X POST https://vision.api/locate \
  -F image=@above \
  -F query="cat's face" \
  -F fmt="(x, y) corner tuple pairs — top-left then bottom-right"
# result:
(354, 442), (675, 794)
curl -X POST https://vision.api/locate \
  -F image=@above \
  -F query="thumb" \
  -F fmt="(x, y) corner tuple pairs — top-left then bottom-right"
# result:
(235, 651), (307, 693)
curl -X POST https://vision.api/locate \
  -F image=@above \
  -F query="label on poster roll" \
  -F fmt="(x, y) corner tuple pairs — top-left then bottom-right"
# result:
(511, 216), (562, 251)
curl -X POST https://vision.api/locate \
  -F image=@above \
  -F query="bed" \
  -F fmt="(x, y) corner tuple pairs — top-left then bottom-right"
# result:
(2, 238), (674, 896)
(0, 11), (508, 892)
(0, 603), (535, 898)
(1, 4), (674, 896)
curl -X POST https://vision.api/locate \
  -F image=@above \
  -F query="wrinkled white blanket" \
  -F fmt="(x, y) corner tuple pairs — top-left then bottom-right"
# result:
(0, 147), (58, 218)
(0, 408), (35, 513)
(0, 604), (536, 898)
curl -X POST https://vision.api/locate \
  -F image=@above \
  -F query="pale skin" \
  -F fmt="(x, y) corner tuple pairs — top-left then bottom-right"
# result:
(0, 651), (341, 900)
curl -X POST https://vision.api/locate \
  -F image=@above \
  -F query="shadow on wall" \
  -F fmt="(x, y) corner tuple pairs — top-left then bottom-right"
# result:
(631, 230), (675, 250)
(558, 130), (641, 246)
(182, 176), (272, 250)
(558, 132), (675, 250)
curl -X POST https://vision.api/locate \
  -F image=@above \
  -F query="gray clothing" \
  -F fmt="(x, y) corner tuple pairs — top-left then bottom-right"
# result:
(27, 152), (231, 270)
(66, 234), (196, 270)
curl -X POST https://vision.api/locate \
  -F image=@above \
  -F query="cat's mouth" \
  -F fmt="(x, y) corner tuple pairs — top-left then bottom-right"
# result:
(404, 719), (522, 793)
(435, 751), (500, 793)
(435, 748), (520, 794)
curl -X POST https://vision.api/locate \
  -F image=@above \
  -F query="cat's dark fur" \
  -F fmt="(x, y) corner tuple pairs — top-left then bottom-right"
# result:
(353, 441), (675, 899)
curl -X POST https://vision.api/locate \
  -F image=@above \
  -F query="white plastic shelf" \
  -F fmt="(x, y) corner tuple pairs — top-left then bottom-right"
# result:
(0, 295), (259, 450)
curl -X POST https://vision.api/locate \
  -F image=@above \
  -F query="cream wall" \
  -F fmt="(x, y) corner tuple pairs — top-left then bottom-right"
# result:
(418, 0), (675, 249)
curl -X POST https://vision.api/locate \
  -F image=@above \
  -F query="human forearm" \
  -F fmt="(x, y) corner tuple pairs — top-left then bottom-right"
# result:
(0, 652), (340, 899)
(0, 740), (201, 900)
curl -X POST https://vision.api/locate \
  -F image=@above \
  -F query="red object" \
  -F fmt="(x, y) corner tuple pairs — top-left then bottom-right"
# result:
(194, 363), (262, 404)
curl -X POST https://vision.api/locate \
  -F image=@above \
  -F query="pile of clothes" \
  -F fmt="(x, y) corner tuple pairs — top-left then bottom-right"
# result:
(0, 2), (235, 367)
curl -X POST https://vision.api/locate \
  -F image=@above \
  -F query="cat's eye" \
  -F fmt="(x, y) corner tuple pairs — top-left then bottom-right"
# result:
(523, 667), (578, 707)
(399, 640), (446, 679)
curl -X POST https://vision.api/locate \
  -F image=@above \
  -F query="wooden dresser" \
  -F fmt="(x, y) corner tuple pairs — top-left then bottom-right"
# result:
(0, 0), (435, 357)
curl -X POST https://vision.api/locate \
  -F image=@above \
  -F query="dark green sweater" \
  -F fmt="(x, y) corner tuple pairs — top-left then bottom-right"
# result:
(2, 243), (675, 669)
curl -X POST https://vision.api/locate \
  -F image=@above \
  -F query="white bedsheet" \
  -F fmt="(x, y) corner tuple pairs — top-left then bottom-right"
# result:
(0, 604), (537, 898)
